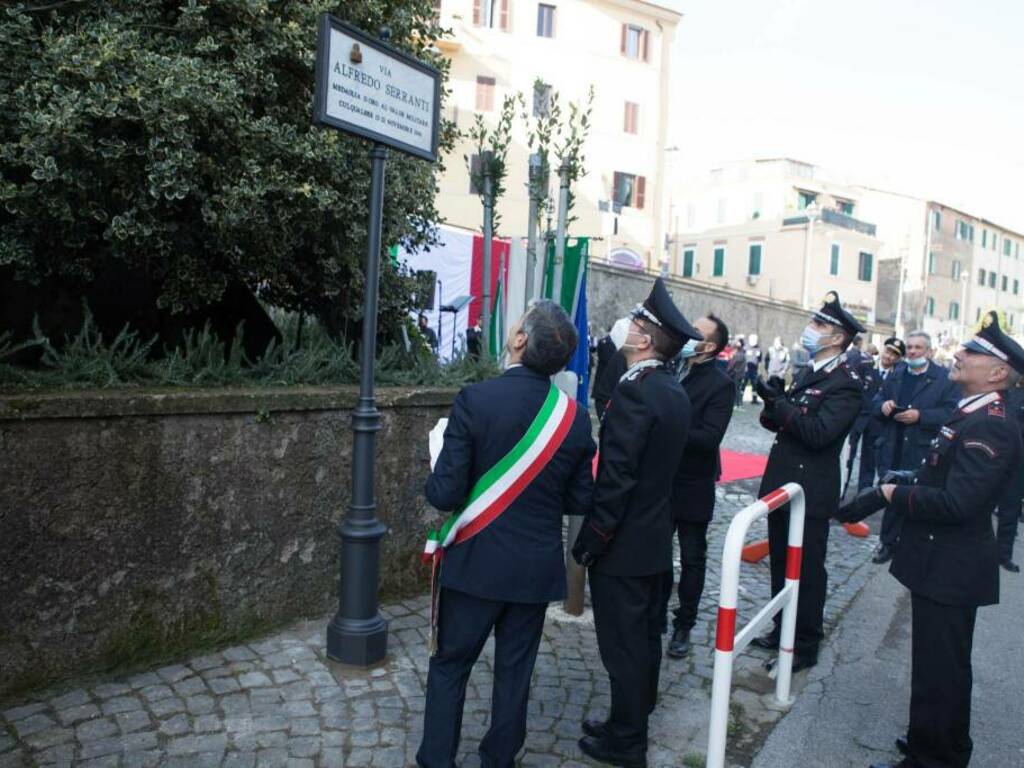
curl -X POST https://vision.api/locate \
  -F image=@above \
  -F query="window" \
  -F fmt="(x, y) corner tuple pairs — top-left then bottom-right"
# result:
(951, 259), (961, 280)
(829, 243), (840, 276)
(797, 190), (817, 210)
(536, 3), (555, 37)
(949, 301), (960, 321)
(1003, 275), (1009, 292)
(1015, 279), (1020, 295)
(748, 243), (763, 276)
(468, 153), (483, 194)
(612, 171), (645, 209)
(475, 76), (496, 111)
(978, 268), (986, 286)
(925, 297), (935, 317)
(473, 0), (509, 29)
(621, 24), (650, 61)
(983, 229), (988, 247)
(991, 233), (998, 251)
(682, 248), (695, 278)
(932, 210), (941, 232)
(1004, 239), (1013, 256)
(532, 82), (551, 117)
(1017, 243), (1021, 258)
(976, 307), (982, 321)
(623, 101), (639, 134)
(927, 251), (937, 275)
(988, 271), (997, 288)
(857, 251), (873, 282)
(712, 247), (725, 277)
(836, 199), (854, 215)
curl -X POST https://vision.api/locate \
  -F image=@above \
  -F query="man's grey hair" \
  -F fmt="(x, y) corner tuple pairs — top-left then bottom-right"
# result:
(521, 300), (578, 375)
(907, 330), (932, 348)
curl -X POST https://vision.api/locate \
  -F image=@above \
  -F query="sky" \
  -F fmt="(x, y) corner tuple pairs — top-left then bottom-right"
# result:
(669, 0), (1024, 232)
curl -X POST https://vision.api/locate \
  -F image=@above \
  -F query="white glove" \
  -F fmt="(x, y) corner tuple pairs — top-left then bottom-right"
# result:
(428, 418), (448, 472)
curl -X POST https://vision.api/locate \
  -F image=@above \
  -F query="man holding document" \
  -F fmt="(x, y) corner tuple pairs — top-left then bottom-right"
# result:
(417, 300), (596, 768)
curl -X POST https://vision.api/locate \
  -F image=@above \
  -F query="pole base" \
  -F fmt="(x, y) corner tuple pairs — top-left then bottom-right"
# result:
(326, 612), (388, 667)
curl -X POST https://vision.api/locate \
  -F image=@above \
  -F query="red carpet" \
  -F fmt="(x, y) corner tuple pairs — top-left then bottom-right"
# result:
(718, 450), (768, 484)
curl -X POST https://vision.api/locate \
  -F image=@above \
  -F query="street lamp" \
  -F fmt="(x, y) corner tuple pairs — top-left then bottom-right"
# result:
(800, 202), (821, 309)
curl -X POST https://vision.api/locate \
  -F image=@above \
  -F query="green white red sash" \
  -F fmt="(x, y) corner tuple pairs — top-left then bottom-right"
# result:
(423, 383), (577, 652)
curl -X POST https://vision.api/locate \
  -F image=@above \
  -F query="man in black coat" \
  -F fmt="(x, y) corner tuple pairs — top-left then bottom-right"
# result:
(870, 331), (960, 563)
(417, 300), (596, 768)
(839, 311), (1024, 768)
(661, 313), (736, 659)
(750, 291), (865, 672)
(572, 278), (698, 768)
(593, 324), (628, 420)
(854, 337), (905, 492)
(995, 383), (1024, 572)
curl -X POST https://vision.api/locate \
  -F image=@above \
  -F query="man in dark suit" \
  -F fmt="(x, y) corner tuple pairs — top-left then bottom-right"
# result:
(593, 323), (628, 420)
(854, 337), (905, 492)
(870, 331), (960, 563)
(839, 311), (1024, 768)
(750, 292), (865, 672)
(995, 382), (1024, 572)
(662, 313), (736, 659)
(572, 278), (698, 768)
(417, 300), (596, 768)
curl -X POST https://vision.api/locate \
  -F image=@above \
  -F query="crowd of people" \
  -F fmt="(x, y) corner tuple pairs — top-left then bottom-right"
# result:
(418, 282), (1024, 768)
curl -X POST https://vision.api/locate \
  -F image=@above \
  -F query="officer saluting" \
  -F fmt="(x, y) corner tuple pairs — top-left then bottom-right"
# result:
(573, 278), (699, 768)
(840, 311), (1024, 768)
(750, 291), (865, 672)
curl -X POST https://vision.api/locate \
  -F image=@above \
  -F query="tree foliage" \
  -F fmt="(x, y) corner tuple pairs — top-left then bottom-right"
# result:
(0, 0), (455, 341)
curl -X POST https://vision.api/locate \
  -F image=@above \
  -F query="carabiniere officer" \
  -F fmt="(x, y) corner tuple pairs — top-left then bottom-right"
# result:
(839, 310), (1024, 768)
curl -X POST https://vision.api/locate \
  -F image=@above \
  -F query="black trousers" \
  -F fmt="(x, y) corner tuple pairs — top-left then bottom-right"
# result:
(857, 424), (881, 491)
(996, 485), (1022, 562)
(658, 520), (711, 634)
(768, 511), (830, 657)
(906, 592), (977, 768)
(590, 570), (665, 752)
(417, 588), (547, 768)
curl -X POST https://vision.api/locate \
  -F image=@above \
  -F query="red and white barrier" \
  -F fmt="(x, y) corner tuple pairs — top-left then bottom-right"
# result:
(706, 482), (805, 768)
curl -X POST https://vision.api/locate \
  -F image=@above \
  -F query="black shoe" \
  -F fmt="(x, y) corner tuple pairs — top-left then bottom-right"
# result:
(791, 653), (818, 673)
(1001, 559), (1021, 573)
(582, 718), (608, 739)
(895, 735), (908, 755)
(872, 545), (893, 564)
(577, 736), (647, 768)
(751, 630), (780, 650)
(667, 629), (691, 658)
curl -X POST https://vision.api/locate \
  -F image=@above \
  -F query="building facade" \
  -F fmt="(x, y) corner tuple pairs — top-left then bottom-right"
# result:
(433, 0), (681, 270)
(671, 159), (883, 326)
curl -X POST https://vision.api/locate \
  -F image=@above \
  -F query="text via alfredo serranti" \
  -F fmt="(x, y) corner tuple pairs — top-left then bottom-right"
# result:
(332, 60), (431, 139)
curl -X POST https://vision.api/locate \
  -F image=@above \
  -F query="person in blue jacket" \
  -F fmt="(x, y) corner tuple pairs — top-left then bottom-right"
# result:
(870, 330), (960, 563)
(417, 300), (596, 768)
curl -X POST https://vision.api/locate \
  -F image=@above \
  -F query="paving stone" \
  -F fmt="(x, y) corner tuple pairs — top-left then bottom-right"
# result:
(287, 736), (319, 758)
(76, 717), (118, 741)
(223, 753), (257, 768)
(220, 693), (250, 715)
(12, 713), (56, 738)
(24, 726), (73, 751)
(79, 731), (158, 760)
(138, 685), (174, 703)
(186, 694), (217, 715)
(78, 756), (121, 768)
(172, 676), (208, 698)
(126, 673), (161, 690)
(120, 751), (163, 768)
(148, 696), (186, 718)
(114, 711), (152, 734)
(101, 697), (141, 716)
(289, 718), (319, 736)
(255, 747), (288, 768)
(35, 742), (76, 765)
(271, 669), (300, 685)
(194, 714), (224, 733)
(165, 733), (228, 755)
(156, 664), (192, 684)
(238, 672), (273, 690)
(2, 702), (46, 722)
(55, 703), (99, 726)
(92, 684), (131, 700)
(189, 654), (223, 672)
(159, 714), (191, 737)
(222, 646), (257, 662)
(208, 677), (241, 695)
(51, 690), (91, 711)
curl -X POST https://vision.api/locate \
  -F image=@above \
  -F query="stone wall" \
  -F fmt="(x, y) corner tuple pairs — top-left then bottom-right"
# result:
(589, 262), (894, 344)
(0, 386), (455, 699)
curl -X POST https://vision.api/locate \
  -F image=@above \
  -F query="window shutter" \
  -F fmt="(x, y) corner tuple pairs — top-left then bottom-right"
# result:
(636, 176), (646, 209)
(613, 171), (622, 204)
(642, 30), (649, 61)
(473, 0), (481, 25)
(500, 0), (509, 30)
(620, 24), (627, 54)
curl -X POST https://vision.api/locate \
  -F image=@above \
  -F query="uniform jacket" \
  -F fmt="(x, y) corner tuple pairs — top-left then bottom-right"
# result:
(426, 366), (596, 604)
(871, 362), (960, 475)
(589, 363), (691, 576)
(592, 348), (628, 417)
(758, 357), (863, 518)
(889, 391), (1023, 607)
(672, 360), (735, 522)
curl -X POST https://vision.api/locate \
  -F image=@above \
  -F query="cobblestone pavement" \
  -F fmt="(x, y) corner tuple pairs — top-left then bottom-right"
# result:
(0, 405), (879, 768)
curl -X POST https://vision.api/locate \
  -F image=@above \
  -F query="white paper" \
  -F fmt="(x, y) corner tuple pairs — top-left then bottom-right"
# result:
(429, 418), (448, 471)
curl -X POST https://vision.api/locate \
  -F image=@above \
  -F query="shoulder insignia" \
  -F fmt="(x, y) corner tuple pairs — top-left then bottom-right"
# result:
(964, 440), (998, 458)
(988, 401), (1005, 418)
(939, 426), (956, 440)
(806, 388), (823, 396)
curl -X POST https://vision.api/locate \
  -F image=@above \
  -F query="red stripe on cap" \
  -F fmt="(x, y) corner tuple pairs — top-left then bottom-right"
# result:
(715, 607), (737, 652)
(785, 545), (803, 580)
(761, 488), (790, 511)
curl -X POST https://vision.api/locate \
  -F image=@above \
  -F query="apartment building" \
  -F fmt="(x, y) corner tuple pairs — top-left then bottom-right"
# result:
(672, 159), (883, 323)
(433, 0), (681, 270)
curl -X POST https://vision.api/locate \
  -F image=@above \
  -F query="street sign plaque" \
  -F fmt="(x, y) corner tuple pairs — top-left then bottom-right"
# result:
(313, 14), (441, 161)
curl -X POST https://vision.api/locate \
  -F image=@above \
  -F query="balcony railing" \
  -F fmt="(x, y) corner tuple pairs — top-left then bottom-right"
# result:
(783, 209), (877, 237)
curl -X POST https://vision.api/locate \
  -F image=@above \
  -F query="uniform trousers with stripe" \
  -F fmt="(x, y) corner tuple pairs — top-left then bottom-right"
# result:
(906, 592), (977, 768)
(767, 510), (830, 657)
(417, 588), (547, 768)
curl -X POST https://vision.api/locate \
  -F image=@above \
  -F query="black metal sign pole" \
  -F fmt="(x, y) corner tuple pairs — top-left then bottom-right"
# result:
(327, 142), (389, 666)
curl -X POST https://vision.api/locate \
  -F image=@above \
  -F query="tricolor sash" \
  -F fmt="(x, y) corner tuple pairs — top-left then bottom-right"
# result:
(422, 383), (577, 653)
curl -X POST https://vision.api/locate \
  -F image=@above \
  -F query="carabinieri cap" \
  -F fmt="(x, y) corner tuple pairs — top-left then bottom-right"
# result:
(630, 277), (702, 342)
(963, 310), (1024, 374)
(812, 291), (867, 336)
(884, 337), (906, 357)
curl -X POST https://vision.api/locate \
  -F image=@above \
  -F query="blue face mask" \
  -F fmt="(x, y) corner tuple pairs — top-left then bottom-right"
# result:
(906, 355), (928, 369)
(800, 327), (832, 356)
(679, 339), (701, 359)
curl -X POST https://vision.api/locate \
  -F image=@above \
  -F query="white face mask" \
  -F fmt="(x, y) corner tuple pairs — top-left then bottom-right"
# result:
(609, 317), (632, 350)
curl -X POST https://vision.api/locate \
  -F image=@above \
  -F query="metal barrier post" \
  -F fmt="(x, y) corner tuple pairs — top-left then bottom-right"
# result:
(706, 483), (805, 768)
